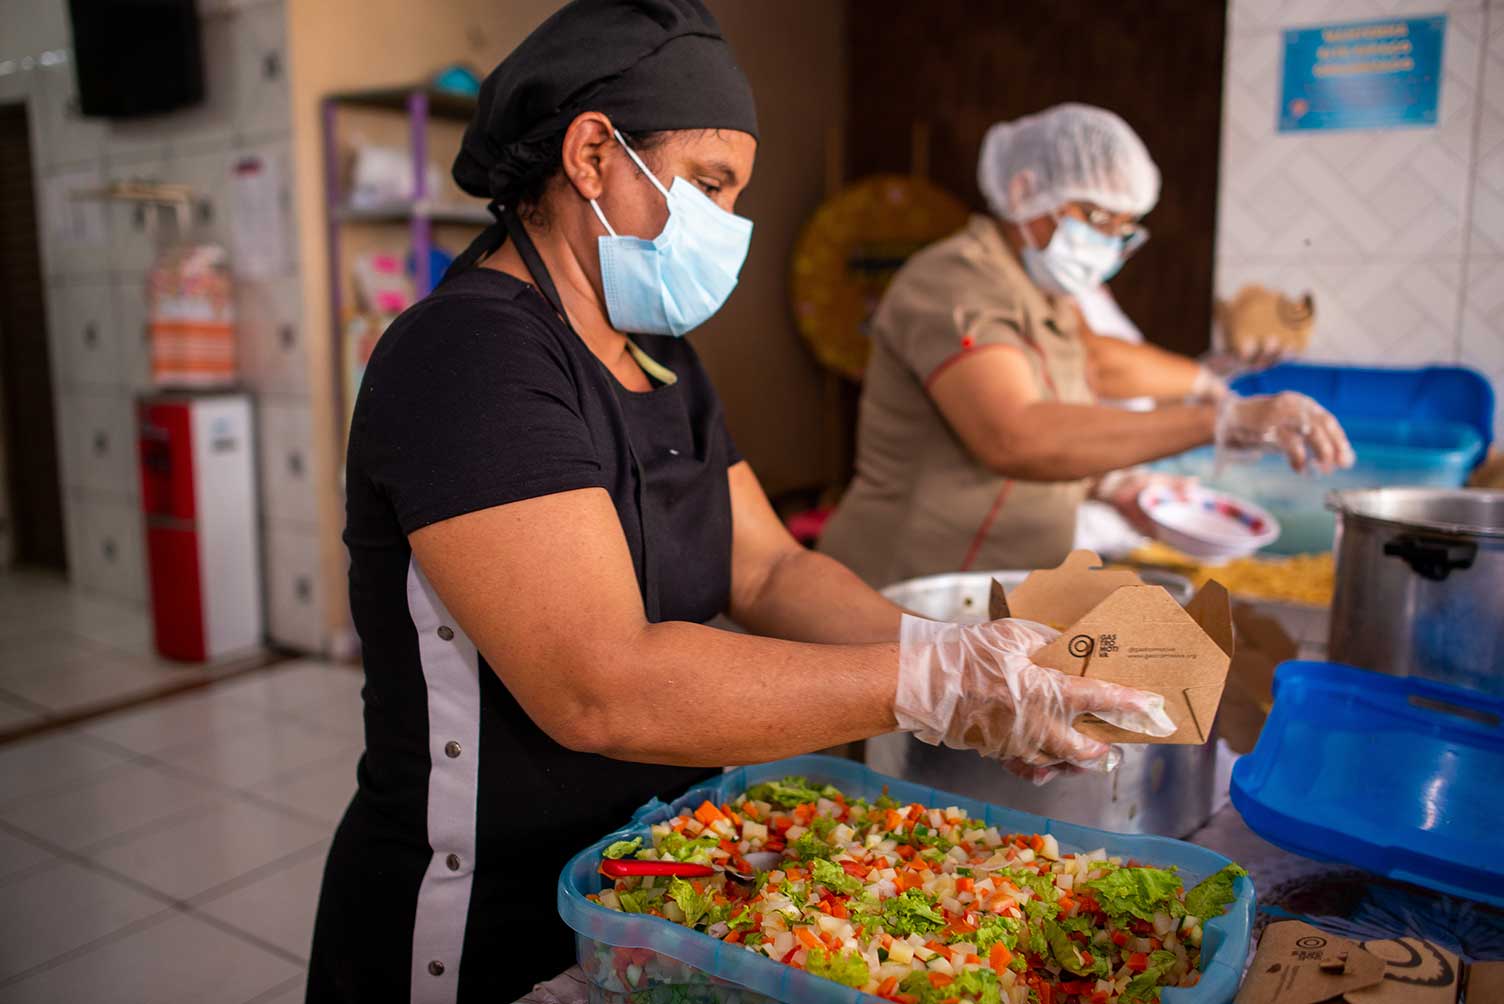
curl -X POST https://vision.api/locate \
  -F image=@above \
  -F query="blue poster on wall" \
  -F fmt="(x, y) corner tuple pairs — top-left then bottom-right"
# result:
(1279, 15), (1446, 132)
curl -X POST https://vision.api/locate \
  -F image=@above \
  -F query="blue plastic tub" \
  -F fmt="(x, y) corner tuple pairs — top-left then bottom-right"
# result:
(559, 754), (1255, 1004)
(1229, 363), (1495, 452)
(1153, 418), (1483, 554)
(1231, 662), (1504, 908)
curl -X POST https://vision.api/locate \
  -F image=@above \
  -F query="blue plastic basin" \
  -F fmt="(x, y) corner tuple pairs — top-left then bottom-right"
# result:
(1231, 662), (1504, 907)
(560, 754), (1255, 1004)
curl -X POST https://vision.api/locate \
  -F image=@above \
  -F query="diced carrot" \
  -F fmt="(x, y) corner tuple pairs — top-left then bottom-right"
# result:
(796, 927), (823, 950)
(840, 860), (870, 879)
(908, 804), (925, 821)
(829, 899), (849, 919)
(740, 801), (760, 820)
(1030, 834), (1045, 853)
(925, 940), (950, 957)
(793, 803), (815, 824)
(1057, 892), (1075, 915)
(719, 839), (737, 854)
(927, 972), (954, 988)
(671, 818), (687, 834)
(771, 816), (794, 834)
(989, 943), (1013, 972)
(884, 809), (905, 832)
(895, 844), (916, 860)
(956, 877), (974, 894)
(877, 976), (898, 998)
(694, 801), (726, 826)
(723, 930), (742, 944)
(964, 953), (981, 965)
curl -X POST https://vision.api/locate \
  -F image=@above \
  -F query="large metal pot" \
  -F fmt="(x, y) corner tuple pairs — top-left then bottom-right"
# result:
(1328, 488), (1504, 697)
(869, 569), (1219, 838)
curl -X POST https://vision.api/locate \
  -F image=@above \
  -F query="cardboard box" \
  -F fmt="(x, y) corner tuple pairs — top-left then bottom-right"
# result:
(1466, 961), (1504, 1002)
(1236, 920), (1465, 1004)
(989, 549), (1233, 745)
(1218, 602), (1299, 754)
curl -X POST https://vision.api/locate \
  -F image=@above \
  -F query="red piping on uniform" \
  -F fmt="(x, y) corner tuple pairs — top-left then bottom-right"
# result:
(959, 479), (1015, 572)
(922, 343), (1018, 393)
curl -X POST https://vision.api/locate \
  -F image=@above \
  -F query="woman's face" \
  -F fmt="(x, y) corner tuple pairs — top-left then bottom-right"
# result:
(593, 126), (758, 241)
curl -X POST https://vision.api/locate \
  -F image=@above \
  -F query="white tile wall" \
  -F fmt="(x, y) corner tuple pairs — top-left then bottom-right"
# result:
(257, 399), (317, 527)
(45, 279), (118, 390)
(265, 525), (325, 654)
(1217, 2), (1504, 440)
(69, 497), (147, 604)
(13, 0), (320, 652)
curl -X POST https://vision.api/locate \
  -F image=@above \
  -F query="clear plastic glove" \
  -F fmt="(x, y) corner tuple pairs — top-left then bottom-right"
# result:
(896, 615), (1177, 778)
(1095, 468), (1198, 537)
(1216, 391), (1355, 474)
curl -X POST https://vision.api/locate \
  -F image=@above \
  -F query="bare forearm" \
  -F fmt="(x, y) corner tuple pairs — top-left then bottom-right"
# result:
(986, 401), (1217, 481)
(562, 623), (898, 766)
(731, 548), (903, 644)
(1088, 336), (1204, 400)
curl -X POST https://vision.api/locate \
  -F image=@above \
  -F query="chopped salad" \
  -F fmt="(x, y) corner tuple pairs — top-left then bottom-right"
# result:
(589, 777), (1246, 1004)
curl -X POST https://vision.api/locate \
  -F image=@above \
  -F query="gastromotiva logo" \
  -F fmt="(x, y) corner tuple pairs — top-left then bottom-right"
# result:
(1068, 635), (1095, 658)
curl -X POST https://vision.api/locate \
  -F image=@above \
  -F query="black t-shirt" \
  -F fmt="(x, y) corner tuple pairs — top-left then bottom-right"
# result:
(308, 267), (733, 1004)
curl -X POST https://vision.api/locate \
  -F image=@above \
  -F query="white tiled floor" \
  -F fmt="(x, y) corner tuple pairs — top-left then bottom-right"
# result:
(0, 659), (364, 1001)
(0, 569), (272, 738)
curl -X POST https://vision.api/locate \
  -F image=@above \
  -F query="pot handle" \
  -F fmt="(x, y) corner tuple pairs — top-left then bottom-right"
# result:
(1382, 534), (1478, 582)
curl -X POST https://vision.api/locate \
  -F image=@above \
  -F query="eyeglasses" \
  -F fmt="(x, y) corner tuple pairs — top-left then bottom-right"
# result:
(1076, 204), (1150, 256)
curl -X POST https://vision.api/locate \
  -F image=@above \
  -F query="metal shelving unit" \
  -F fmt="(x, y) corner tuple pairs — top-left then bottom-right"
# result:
(320, 84), (483, 436)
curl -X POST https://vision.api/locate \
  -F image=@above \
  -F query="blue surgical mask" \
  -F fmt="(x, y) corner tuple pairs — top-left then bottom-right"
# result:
(589, 131), (753, 337)
(1021, 213), (1126, 297)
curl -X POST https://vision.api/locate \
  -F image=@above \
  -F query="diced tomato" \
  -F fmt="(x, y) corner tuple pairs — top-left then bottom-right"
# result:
(927, 972), (954, 988)
(771, 817), (794, 834)
(780, 946), (800, 965)
(1111, 930), (1130, 947)
(840, 860), (870, 879)
(793, 803), (815, 825)
(718, 839), (737, 854)
(1089, 992), (1110, 1004)
(829, 899), (849, 920)
(1149, 937), (1163, 951)
(989, 943), (1013, 972)
(1079, 950), (1093, 966)
(1057, 892), (1075, 915)
(764, 838), (785, 852)
(1059, 980), (1094, 994)
(1127, 951), (1150, 973)
(956, 877), (974, 894)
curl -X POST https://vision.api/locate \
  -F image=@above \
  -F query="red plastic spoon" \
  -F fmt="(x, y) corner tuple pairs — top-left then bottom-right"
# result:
(600, 859), (715, 879)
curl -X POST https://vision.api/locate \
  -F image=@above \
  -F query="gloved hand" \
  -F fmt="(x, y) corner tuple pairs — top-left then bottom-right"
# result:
(1216, 391), (1355, 474)
(1094, 468), (1198, 537)
(896, 616), (1177, 778)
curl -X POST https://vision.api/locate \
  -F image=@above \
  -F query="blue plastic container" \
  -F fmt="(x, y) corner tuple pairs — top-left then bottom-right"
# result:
(1153, 418), (1484, 554)
(559, 754), (1255, 1004)
(1229, 363), (1495, 452)
(1231, 662), (1504, 908)
(1151, 364), (1493, 555)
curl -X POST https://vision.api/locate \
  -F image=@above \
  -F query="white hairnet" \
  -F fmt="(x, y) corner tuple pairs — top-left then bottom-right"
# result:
(977, 103), (1160, 222)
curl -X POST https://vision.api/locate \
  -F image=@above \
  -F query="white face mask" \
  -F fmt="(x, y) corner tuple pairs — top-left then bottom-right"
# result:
(1020, 213), (1126, 297)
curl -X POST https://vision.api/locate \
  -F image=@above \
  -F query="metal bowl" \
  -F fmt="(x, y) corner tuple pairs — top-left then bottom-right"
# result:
(870, 568), (1218, 838)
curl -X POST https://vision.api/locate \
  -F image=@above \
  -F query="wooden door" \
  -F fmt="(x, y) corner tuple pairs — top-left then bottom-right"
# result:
(845, 0), (1227, 357)
(0, 104), (68, 570)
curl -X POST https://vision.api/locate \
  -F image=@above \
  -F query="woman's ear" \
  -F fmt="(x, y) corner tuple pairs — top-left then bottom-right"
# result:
(1006, 169), (1037, 218)
(560, 111), (616, 201)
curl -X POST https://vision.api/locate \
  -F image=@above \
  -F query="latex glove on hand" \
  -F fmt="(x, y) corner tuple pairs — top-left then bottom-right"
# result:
(1216, 391), (1356, 474)
(895, 616), (1177, 783)
(1095, 468), (1198, 537)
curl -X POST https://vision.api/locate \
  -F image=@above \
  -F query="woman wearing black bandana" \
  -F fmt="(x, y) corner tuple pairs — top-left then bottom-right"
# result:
(308, 2), (1169, 1001)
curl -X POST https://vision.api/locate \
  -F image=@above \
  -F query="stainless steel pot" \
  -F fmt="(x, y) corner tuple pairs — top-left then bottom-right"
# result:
(870, 569), (1219, 838)
(1328, 488), (1504, 697)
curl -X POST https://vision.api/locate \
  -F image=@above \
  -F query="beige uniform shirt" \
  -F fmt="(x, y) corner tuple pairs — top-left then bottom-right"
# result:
(820, 215), (1094, 588)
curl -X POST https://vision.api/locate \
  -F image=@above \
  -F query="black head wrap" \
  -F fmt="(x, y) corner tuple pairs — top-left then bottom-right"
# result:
(445, 0), (757, 280)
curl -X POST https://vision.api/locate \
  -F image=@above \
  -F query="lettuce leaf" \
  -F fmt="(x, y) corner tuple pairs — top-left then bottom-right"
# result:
(811, 858), (863, 896)
(805, 948), (870, 988)
(1044, 920), (1092, 976)
(654, 831), (721, 864)
(1121, 949), (1179, 1003)
(879, 889), (946, 936)
(971, 915), (1020, 953)
(744, 777), (824, 808)
(603, 837), (642, 859)
(1083, 866), (1185, 923)
(1184, 863), (1248, 920)
(666, 877), (712, 928)
(790, 832), (834, 861)
(898, 969), (1002, 1004)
